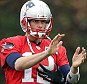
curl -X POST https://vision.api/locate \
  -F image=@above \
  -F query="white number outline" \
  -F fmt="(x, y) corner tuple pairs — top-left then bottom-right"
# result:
(22, 54), (55, 84)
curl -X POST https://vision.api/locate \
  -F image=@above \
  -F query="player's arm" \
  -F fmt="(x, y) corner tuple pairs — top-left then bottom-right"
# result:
(66, 47), (86, 84)
(6, 34), (65, 71)
(6, 51), (50, 69)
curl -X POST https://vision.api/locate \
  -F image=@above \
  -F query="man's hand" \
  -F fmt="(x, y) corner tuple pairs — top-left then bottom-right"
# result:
(71, 47), (86, 73)
(46, 34), (65, 55)
(72, 47), (86, 68)
(37, 64), (65, 84)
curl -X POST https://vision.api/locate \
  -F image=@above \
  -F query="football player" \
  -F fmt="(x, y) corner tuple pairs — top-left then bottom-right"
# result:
(0, 0), (86, 84)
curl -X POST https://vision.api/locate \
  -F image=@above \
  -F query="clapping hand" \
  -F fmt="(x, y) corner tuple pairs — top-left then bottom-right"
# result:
(46, 34), (65, 55)
(72, 47), (86, 68)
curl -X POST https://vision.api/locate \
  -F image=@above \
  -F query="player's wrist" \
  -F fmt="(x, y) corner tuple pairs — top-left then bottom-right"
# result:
(44, 50), (51, 57)
(71, 66), (79, 74)
(66, 67), (80, 84)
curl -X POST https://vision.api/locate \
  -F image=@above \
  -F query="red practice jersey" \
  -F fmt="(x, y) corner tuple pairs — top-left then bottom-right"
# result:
(0, 36), (69, 84)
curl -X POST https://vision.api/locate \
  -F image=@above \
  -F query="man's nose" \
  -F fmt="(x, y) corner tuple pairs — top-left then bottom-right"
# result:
(37, 21), (43, 28)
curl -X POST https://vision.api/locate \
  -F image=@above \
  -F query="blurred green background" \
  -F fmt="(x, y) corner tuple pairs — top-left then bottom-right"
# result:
(0, 0), (87, 84)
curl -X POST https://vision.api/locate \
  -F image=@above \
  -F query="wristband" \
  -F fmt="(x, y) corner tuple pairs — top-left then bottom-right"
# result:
(66, 67), (80, 84)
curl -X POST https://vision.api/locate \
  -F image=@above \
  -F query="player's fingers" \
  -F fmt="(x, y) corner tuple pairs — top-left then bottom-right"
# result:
(81, 47), (86, 54)
(51, 34), (65, 45)
(74, 47), (80, 56)
(57, 34), (65, 41)
(82, 52), (86, 59)
(53, 34), (60, 41)
(84, 53), (86, 59)
(53, 33), (65, 42)
(81, 56), (86, 63)
(80, 47), (86, 59)
(51, 35), (58, 45)
(57, 41), (63, 49)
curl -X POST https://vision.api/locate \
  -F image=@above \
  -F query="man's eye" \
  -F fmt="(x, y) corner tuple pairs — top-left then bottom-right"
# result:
(46, 20), (50, 23)
(34, 20), (38, 23)
(41, 20), (50, 23)
(31, 20), (38, 23)
(41, 20), (46, 23)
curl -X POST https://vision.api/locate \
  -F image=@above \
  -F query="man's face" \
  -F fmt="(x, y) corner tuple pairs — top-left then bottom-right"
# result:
(29, 19), (47, 32)
(27, 19), (51, 39)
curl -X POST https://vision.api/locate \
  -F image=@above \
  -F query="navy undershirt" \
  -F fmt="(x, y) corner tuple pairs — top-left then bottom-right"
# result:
(6, 52), (21, 69)
(59, 64), (70, 77)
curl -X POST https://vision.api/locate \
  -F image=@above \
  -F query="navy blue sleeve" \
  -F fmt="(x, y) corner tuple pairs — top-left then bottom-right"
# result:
(59, 64), (70, 77)
(6, 52), (21, 69)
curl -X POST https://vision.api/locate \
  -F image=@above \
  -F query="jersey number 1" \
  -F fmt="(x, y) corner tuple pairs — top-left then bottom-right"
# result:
(22, 56), (54, 84)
